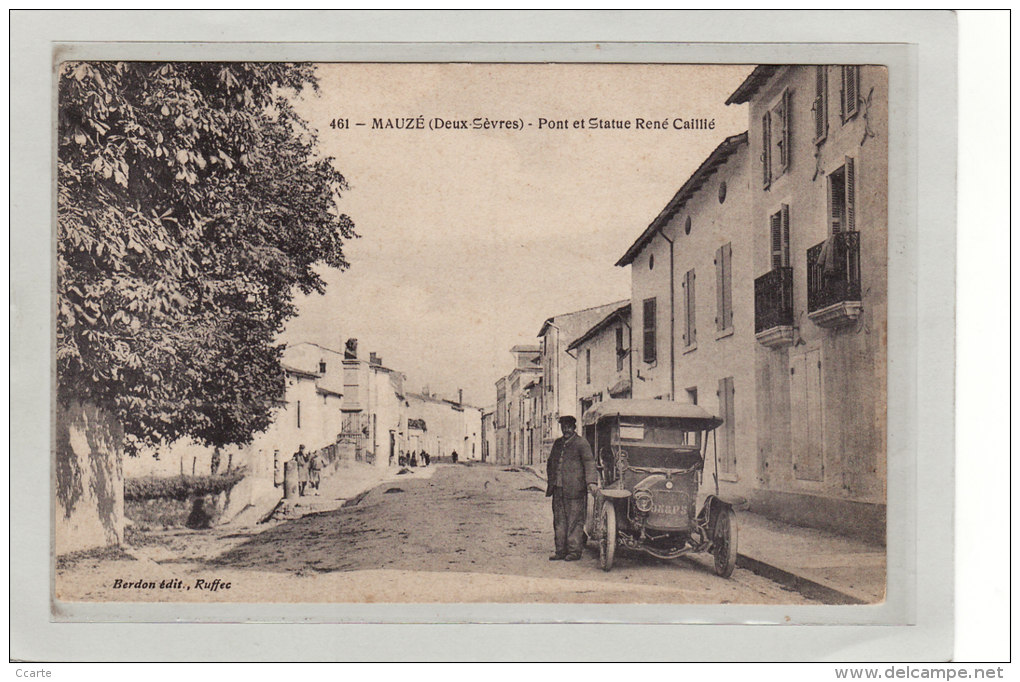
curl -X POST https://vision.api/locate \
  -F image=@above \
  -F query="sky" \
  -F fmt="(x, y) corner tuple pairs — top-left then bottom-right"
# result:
(279, 63), (754, 407)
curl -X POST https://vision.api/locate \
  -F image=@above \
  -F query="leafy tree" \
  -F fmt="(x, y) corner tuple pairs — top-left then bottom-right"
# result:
(57, 62), (356, 453)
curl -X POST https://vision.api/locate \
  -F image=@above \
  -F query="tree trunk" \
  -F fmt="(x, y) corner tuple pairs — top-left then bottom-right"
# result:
(54, 399), (125, 554)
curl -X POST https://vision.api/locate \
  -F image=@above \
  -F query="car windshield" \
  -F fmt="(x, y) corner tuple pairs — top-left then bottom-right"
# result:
(612, 418), (703, 469)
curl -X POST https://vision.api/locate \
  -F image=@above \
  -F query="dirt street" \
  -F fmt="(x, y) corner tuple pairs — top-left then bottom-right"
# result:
(55, 464), (816, 604)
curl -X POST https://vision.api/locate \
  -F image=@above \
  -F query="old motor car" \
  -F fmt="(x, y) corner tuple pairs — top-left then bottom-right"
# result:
(581, 399), (738, 577)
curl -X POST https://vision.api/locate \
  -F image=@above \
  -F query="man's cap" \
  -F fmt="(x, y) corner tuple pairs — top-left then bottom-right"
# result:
(558, 415), (577, 426)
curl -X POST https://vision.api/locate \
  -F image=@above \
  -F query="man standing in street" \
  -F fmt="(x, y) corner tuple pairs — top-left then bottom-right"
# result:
(546, 415), (598, 561)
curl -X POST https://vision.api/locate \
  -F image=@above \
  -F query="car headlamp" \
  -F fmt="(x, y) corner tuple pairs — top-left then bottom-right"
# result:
(633, 490), (653, 512)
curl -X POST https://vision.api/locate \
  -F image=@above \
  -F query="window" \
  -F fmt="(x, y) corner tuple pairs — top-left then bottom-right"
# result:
(686, 386), (698, 405)
(585, 348), (591, 384)
(319, 360), (327, 373)
(717, 377), (737, 477)
(770, 205), (791, 269)
(715, 242), (733, 332)
(684, 216), (692, 235)
(642, 297), (657, 364)
(762, 89), (792, 186)
(682, 269), (696, 348)
(772, 89), (792, 174)
(296, 400), (301, 429)
(828, 158), (856, 234)
(840, 66), (860, 122)
(813, 65), (829, 144)
(615, 326), (624, 372)
(649, 254), (654, 270)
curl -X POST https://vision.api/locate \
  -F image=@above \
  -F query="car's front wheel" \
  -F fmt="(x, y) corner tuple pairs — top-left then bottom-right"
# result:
(599, 500), (617, 572)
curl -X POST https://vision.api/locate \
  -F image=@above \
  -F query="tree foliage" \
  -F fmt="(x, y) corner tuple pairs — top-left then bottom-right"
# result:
(57, 62), (356, 452)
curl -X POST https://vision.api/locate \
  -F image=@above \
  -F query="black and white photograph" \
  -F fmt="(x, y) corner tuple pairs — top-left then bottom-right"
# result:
(52, 60), (889, 607)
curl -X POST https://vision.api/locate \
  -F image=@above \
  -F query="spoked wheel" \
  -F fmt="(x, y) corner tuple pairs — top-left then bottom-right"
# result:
(712, 506), (738, 578)
(599, 500), (617, 572)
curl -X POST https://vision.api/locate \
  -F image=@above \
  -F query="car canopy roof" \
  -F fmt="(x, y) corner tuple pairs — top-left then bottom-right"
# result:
(581, 398), (723, 428)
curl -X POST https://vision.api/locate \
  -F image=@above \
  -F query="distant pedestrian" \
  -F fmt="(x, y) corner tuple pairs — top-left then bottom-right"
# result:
(410, 452), (418, 467)
(451, 450), (458, 464)
(308, 450), (323, 494)
(422, 451), (430, 467)
(293, 444), (309, 496)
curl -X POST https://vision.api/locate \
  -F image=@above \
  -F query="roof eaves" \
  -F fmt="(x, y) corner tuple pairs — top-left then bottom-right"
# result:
(615, 131), (749, 267)
(725, 65), (781, 105)
(566, 303), (631, 352)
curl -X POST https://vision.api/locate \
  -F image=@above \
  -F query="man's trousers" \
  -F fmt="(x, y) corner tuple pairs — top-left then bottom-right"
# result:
(551, 487), (587, 557)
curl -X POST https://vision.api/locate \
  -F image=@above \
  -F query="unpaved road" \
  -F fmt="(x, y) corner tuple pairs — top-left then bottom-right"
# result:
(55, 464), (815, 604)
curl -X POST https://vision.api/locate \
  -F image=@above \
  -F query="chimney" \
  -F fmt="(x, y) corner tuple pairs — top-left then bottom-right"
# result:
(369, 352), (380, 366)
(344, 338), (358, 360)
(458, 388), (463, 405)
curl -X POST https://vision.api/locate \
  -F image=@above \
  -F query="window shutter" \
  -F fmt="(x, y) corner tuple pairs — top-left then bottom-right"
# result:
(846, 66), (859, 118)
(643, 298), (656, 363)
(723, 243), (733, 329)
(814, 66), (827, 142)
(770, 212), (783, 270)
(782, 88), (792, 171)
(845, 156), (856, 231)
(830, 172), (843, 234)
(715, 245), (724, 331)
(781, 205), (791, 266)
(762, 112), (771, 187)
(687, 269), (697, 345)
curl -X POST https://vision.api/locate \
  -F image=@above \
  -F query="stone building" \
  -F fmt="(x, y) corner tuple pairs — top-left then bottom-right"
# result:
(567, 302), (632, 421)
(616, 131), (757, 504)
(727, 65), (888, 542)
(406, 390), (482, 462)
(342, 350), (407, 468)
(494, 345), (542, 465)
(537, 302), (628, 458)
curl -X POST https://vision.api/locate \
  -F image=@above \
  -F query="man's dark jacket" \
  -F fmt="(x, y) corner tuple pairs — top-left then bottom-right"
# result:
(546, 432), (597, 498)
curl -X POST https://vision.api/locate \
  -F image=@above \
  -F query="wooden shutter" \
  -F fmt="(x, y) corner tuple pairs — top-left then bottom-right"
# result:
(723, 243), (733, 329)
(761, 111), (771, 188)
(814, 66), (827, 142)
(781, 88), (792, 171)
(715, 245), (725, 331)
(643, 297), (656, 363)
(845, 156), (856, 231)
(615, 326), (624, 371)
(686, 269), (696, 345)
(829, 170), (843, 234)
(781, 205), (790, 267)
(585, 348), (591, 384)
(717, 377), (736, 475)
(842, 65), (859, 120)
(770, 212), (783, 270)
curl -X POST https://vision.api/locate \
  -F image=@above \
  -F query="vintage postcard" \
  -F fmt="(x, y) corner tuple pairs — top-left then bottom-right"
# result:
(8, 9), (967, 664)
(52, 58), (892, 610)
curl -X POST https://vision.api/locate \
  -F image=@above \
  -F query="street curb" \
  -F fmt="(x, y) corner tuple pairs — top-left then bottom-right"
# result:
(735, 553), (869, 605)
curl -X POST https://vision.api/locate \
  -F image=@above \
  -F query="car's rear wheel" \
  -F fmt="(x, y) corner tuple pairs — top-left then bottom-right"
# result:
(599, 500), (617, 572)
(712, 506), (738, 578)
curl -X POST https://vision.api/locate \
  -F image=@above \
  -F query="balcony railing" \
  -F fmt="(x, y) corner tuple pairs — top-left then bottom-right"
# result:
(807, 231), (861, 314)
(754, 267), (794, 334)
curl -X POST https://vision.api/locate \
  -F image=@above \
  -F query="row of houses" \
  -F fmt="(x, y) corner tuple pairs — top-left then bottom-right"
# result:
(487, 65), (887, 543)
(127, 339), (483, 503)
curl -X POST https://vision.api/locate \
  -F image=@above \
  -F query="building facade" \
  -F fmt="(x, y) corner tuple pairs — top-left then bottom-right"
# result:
(342, 350), (407, 468)
(728, 65), (888, 542)
(494, 345), (542, 465)
(567, 303), (632, 421)
(617, 132), (757, 503)
(406, 391), (483, 462)
(538, 302), (628, 458)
